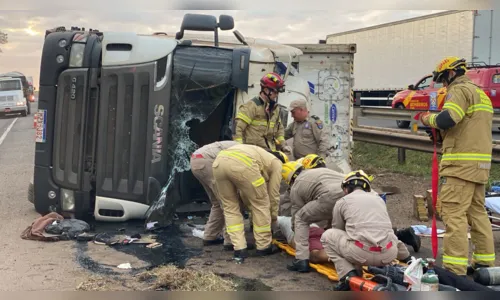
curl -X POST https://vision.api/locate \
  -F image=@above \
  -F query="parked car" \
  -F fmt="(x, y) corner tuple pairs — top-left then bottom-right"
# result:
(392, 63), (500, 128)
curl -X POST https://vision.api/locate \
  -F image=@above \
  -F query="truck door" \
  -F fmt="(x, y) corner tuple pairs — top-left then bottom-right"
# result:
(285, 44), (356, 173)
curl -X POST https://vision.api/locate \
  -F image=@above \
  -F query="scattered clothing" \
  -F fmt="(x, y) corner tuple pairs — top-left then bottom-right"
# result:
(411, 225), (445, 235)
(21, 212), (64, 242)
(45, 219), (90, 240)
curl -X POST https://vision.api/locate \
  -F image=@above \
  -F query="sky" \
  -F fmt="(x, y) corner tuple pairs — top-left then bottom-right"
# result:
(0, 9), (448, 88)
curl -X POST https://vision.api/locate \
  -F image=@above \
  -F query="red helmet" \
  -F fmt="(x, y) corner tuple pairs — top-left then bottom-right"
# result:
(260, 72), (285, 93)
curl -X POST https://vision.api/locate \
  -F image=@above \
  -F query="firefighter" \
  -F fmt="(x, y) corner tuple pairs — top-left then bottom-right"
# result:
(284, 99), (329, 160)
(320, 170), (412, 291)
(212, 144), (287, 262)
(233, 72), (289, 152)
(279, 154), (328, 217)
(281, 160), (346, 273)
(418, 56), (496, 276)
(190, 140), (240, 250)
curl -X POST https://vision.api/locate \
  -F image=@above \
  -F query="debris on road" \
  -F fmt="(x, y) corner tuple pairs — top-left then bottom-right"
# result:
(117, 263), (132, 269)
(137, 265), (236, 291)
(21, 212), (64, 241)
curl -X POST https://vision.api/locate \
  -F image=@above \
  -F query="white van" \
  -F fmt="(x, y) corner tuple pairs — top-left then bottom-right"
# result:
(0, 77), (29, 117)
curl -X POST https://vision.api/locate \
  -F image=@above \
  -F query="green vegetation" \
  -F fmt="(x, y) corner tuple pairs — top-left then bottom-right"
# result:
(352, 142), (500, 184)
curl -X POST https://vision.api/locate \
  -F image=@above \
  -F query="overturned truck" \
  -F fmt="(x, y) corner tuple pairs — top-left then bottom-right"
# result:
(31, 13), (357, 226)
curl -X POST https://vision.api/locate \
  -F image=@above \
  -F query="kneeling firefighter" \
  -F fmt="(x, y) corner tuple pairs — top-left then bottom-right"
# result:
(320, 170), (412, 291)
(281, 159), (346, 273)
(279, 154), (328, 217)
(212, 143), (288, 262)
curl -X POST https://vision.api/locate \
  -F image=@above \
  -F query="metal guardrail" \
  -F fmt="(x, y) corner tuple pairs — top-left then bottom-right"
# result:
(352, 106), (500, 163)
(354, 106), (500, 127)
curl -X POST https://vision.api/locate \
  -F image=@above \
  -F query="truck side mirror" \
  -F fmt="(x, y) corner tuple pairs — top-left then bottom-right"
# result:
(218, 15), (234, 30)
(408, 84), (415, 90)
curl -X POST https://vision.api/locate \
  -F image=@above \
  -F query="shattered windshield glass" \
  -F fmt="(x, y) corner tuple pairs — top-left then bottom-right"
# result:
(145, 45), (236, 229)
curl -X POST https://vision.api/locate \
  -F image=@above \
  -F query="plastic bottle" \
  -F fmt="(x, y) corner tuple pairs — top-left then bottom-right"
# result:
(420, 259), (439, 291)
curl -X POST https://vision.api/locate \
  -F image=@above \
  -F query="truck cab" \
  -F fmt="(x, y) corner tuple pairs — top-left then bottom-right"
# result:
(391, 63), (500, 128)
(32, 14), (356, 225)
(0, 77), (29, 117)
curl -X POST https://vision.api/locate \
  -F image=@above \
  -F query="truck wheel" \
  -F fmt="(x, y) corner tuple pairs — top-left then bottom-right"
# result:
(28, 182), (34, 204)
(395, 105), (410, 129)
(21, 110), (27, 117)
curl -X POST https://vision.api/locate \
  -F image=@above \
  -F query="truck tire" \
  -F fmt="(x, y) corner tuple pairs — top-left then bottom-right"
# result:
(21, 110), (27, 117)
(28, 182), (34, 204)
(395, 104), (410, 129)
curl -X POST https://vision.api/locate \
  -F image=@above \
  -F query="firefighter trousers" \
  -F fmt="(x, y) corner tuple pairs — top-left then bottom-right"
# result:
(190, 156), (231, 245)
(321, 228), (407, 279)
(212, 154), (273, 251)
(438, 176), (495, 275)
(294, 199), (334, 260)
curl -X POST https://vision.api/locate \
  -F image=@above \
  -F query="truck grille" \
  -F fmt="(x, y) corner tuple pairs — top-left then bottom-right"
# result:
(95, 66), (151, 204)
(52, 69), (89, 190)
(0, 95), (14, 102)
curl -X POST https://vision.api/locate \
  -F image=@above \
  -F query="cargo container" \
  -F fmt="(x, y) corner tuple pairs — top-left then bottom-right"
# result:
(326, 10), (500, 106)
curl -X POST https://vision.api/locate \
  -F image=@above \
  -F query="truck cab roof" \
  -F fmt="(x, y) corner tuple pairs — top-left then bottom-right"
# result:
(142, 32), (303, 63)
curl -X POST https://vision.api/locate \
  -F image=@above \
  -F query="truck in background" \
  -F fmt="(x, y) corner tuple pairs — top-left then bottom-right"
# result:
(325, 10), (500, 107)
(0, 71), (33, 114)
(31, 13), (356, 226)
(0, 75), (30, 117)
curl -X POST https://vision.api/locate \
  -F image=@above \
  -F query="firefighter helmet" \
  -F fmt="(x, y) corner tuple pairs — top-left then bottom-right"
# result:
(432, 56), (467, 83)
(341, 170), (374, 192)
(260, 72), (285, 93)
(281, 161), (303, 185)
(301, 154), (326, 169)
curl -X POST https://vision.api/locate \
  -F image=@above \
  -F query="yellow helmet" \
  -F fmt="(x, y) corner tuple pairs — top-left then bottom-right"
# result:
(341, 170), (374, 192)
(301, 154), (326, 169)
(281, 161), (303, 185)
(268, 150), (289, 164)
(432, 56), (467, 83)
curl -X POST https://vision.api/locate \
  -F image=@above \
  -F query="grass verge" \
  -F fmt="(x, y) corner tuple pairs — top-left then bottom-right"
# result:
(352, 141), (500, 184)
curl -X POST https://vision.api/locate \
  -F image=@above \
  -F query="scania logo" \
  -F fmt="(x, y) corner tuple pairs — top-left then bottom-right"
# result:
(152, 104), (164, 164)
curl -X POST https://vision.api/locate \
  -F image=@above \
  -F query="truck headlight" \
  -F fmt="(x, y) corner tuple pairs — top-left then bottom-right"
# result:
(16, 101), (25, 106)
(69, 43), (85, 67)
(61, 188), (75, 211)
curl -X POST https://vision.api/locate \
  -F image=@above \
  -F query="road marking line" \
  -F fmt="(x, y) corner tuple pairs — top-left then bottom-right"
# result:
(0, 118), (18, 147)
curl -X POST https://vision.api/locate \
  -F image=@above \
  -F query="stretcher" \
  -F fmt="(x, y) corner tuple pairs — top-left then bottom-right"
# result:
(484, 195), (500, 231)
(272, 239), (406, 282)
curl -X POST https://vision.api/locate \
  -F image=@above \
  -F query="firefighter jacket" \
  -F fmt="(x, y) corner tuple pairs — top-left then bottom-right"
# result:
(233, 96), (285, 151)
(220, 143), (283, 220)
(289, 168), (345, 226)
(423, 75), (493, 184)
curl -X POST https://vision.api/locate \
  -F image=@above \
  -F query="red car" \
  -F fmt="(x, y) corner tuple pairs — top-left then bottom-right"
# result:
(392, 65), (500, 128)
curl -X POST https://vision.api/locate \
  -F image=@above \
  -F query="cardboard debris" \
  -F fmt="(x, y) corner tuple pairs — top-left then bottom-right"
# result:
(413, 194), (429, 221)
(425, 189), (442, 221)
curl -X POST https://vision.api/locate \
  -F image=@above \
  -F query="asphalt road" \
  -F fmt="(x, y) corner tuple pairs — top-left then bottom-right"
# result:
(358, 117), (500, 140)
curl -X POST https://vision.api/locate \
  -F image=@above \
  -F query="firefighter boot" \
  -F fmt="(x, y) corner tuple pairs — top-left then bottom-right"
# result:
(255, 244), (280, 256)
(287, 259), (311, 273)
(333, 270), (361, 291)
(467, 263), (490, 276)
(233, 248), (249, 264)
(395, 227), (421, 252)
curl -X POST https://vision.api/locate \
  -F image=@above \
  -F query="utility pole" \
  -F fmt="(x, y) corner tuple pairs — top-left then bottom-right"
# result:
(0, 31), (8, 53)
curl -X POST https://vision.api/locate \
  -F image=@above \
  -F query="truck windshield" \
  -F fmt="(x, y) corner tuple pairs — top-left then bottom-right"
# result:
(0, 80), (22, 92)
